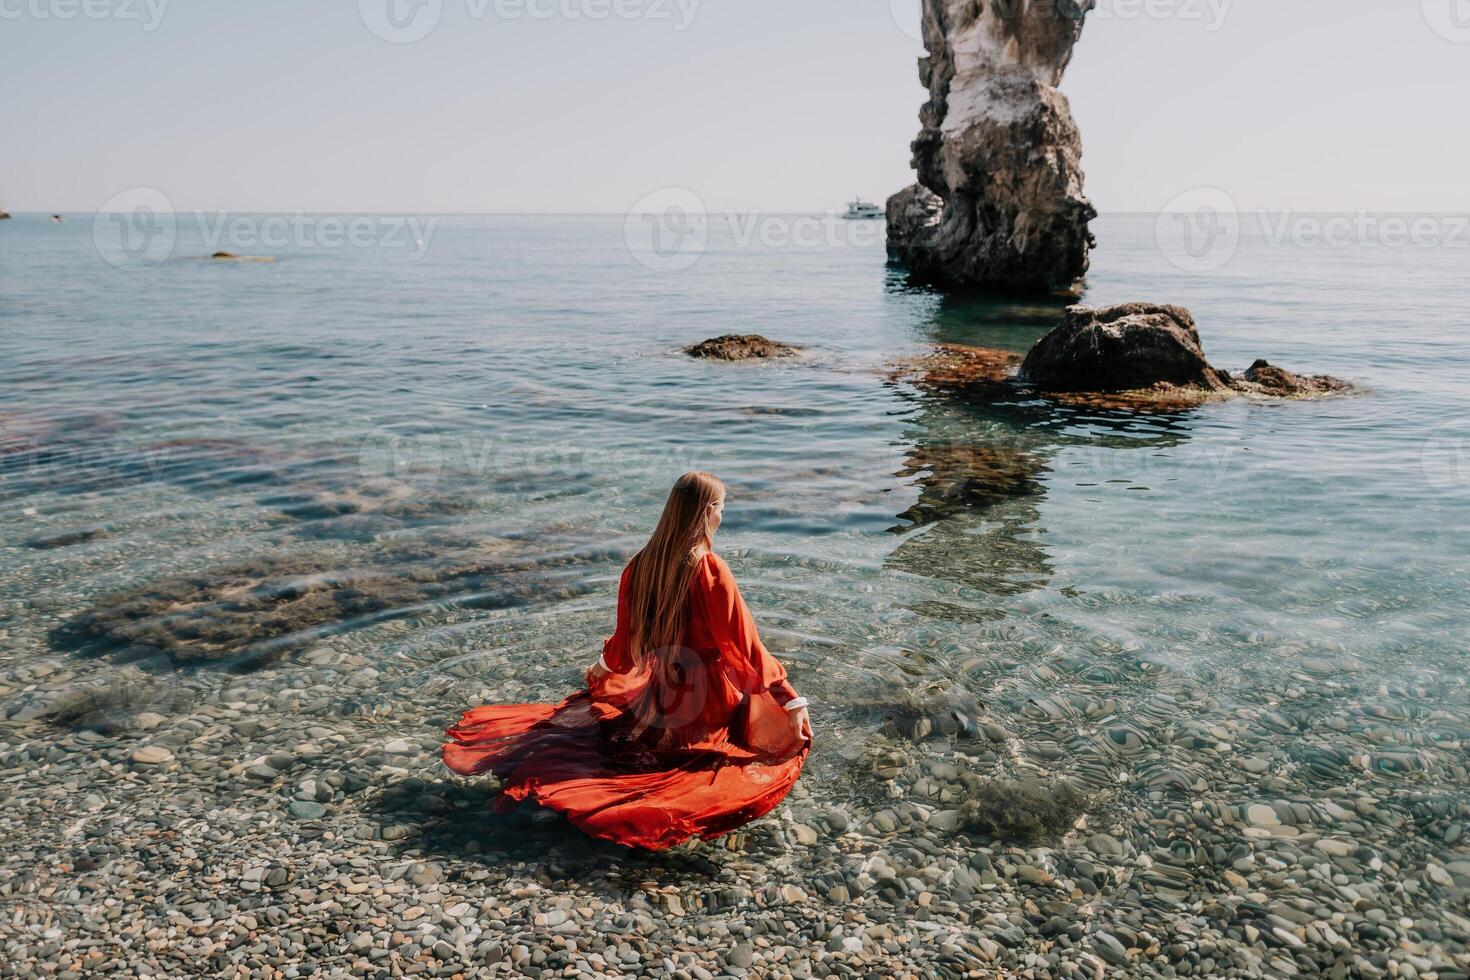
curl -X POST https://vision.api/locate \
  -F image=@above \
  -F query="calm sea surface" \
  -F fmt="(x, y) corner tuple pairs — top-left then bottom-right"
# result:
(2, 212), (1468, 829)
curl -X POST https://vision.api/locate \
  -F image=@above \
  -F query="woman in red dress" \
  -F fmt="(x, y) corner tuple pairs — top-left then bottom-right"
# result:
(442, 472), (813, 851)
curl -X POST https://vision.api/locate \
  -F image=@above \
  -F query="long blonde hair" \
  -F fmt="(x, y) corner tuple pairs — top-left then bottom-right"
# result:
(627, 472), (725, 677)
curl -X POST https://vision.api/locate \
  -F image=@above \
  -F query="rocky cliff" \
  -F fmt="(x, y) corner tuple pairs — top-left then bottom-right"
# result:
(887, 0), (1096, 294)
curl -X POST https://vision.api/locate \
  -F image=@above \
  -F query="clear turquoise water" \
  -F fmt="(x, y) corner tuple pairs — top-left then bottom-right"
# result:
(2, 212), (1468, 812)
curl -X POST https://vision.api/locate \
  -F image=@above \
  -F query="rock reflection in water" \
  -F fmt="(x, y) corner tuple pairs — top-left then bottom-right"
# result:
(884, 336), (1195, 603)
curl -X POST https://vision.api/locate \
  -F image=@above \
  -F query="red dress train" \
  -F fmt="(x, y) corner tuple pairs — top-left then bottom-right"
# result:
(442, 553), (810, 851)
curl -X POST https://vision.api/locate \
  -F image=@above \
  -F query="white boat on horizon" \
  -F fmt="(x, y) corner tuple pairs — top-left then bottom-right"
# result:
(843, 197), (883, 220)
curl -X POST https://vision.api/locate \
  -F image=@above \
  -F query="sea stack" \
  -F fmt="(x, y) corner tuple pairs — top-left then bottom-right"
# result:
(887, 0), (1096, 294)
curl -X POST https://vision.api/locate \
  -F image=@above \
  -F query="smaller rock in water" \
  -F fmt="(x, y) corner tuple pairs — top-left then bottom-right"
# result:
(211, 251), (276, 263)
(1235, 359), (1354, 397)
(1246, 803), (1281, 827)
(685, 335), (801, 361)
(131, 745), (174, 765)
(289, 800), (326, 820)
(725, 943), (755, 969)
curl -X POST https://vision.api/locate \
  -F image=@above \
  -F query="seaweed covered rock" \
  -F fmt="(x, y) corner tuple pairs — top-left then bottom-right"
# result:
(1021, 303), (1230, 394)
(49, 533), (591, 670)
(960, 777), (1093, 843)
(685, 335), (802, 361)
(1234, 359), (1354, 397)
(886, 343), (1021, 389)
(40, 668), (186, 734)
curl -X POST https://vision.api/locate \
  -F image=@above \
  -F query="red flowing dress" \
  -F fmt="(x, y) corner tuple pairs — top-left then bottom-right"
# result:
(442, 553), (810, 850)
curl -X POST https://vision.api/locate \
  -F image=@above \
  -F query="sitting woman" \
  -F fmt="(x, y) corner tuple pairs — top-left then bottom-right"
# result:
(442, 471), (812, 850)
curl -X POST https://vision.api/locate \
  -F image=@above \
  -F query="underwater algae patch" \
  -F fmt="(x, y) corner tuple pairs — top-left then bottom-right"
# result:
(40, 667), (188, 734)
(961, 778), (1095, 844)
(49, 533), (592, 670)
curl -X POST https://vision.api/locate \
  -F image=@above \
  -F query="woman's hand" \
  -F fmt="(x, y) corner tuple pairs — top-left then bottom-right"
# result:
(788, 705), (812, 744)
(585, 662), (610, 688)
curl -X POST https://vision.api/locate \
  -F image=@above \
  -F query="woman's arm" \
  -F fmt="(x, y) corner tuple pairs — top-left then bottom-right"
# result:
(697, 554), (808, 712)
(586, 563), (635, 683)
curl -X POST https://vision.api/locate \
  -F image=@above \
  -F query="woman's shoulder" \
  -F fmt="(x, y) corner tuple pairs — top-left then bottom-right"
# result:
(693, 550), (732, 583)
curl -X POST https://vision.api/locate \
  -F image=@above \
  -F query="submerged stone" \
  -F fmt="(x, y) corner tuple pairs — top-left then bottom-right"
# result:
(49, 533), (591, 670)
(960, 777), (1094, 843)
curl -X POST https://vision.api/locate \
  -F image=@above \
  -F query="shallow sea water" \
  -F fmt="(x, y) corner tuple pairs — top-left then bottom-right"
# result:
(2, 211), (1469, 855)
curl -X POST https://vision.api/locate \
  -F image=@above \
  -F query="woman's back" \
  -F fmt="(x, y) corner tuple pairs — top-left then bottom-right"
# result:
(443, 472), (809, 851)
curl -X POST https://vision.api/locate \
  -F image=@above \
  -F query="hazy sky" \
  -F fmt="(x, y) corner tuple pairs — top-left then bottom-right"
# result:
(3, 0), (1467, 213)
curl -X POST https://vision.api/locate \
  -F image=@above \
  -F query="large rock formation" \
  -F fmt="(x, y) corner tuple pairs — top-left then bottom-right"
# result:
(887, 0), (1096, 294)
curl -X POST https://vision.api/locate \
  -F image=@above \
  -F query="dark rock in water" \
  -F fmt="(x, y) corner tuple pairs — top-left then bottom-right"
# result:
(0, 211), (11, 220)
(1020, 304), (1355, 407)
(1021, 303), (1231, 394)
(50, 533), (592, 669)
(849, 681), (983, 743)
(960, 778), (1093, 843)
(884, 184), (942, 253)
(685, 335), (801, 361)
(886, 0), (1095, 293)
(23, 526), (106, 550)
(1234, 359), (1354, 397)
(210, 251), (276, 263)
